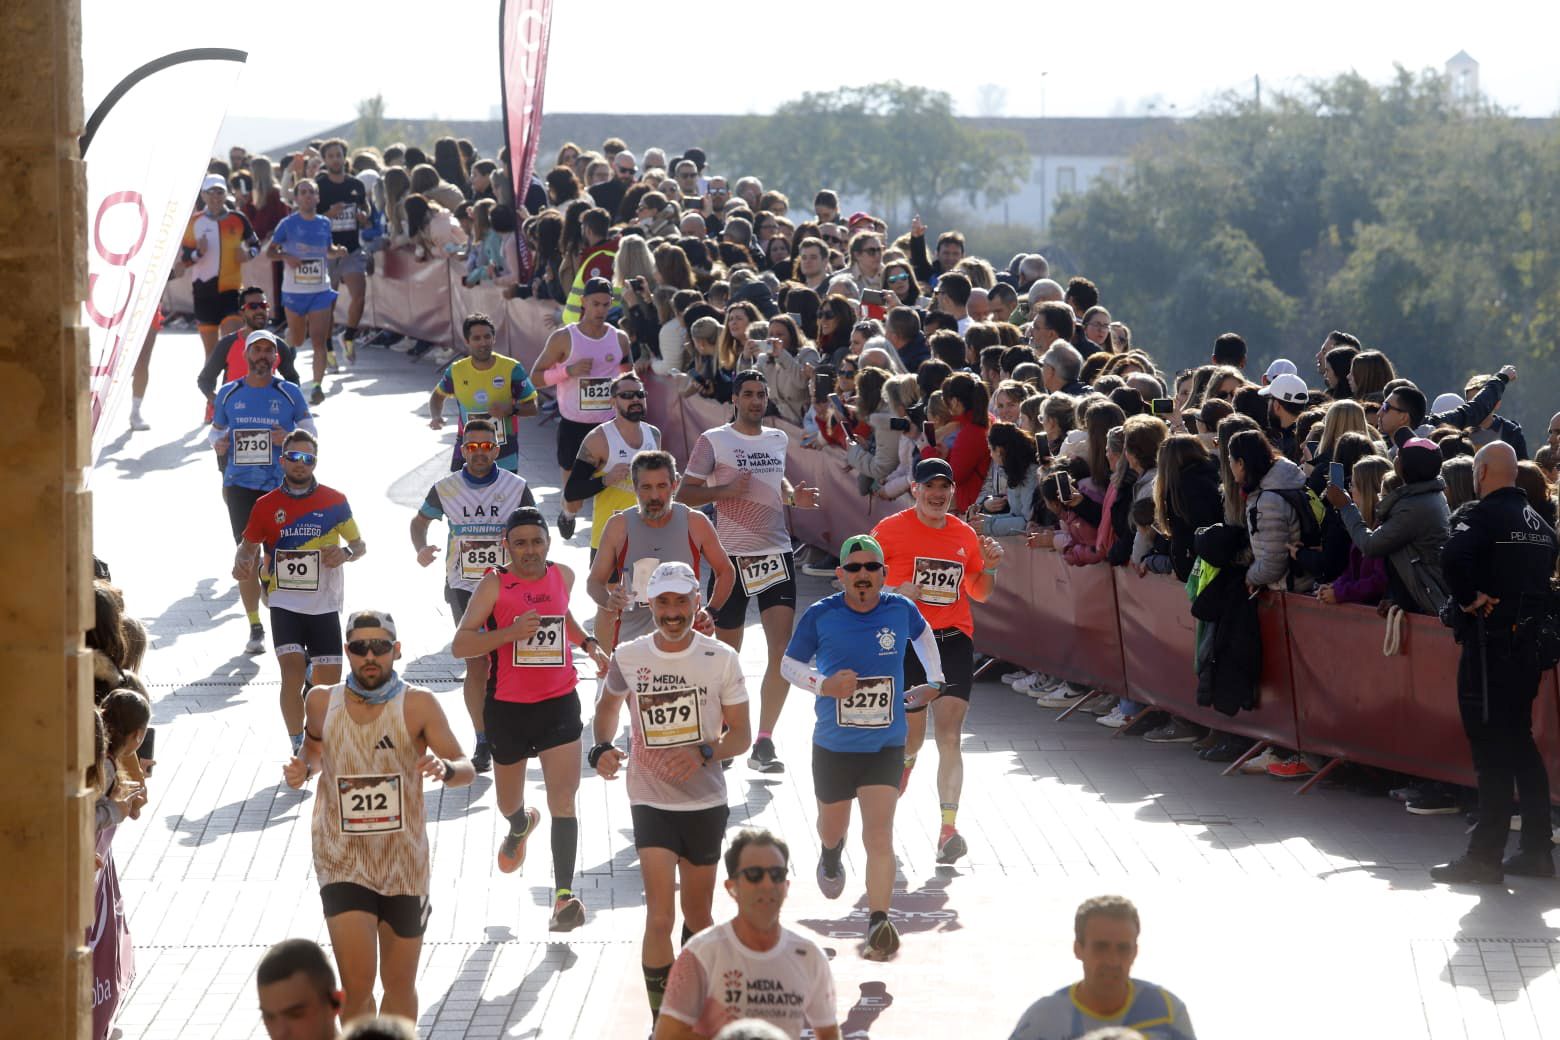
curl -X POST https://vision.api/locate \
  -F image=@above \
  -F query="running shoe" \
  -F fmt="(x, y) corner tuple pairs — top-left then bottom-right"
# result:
(128, 409), (150, 432)
(325, 347), (339, 373)
(1038, 686), (1091, 709)
(800, 558), (838, 578)
(549, 892), (586, 931)
(1266, 754), (1320, 779)
(864, 917), (900, 960)
(935, 830), (968, 865)
(309, 382), (325, 406)
(1144, 718), (1206, 744)
(816, 858), (846, 900)
(1429, 857), (1503, 885)
(407, 339), (435, 358)
(243, 623), (266, 656)
(1001, 670), (1036, 687)
(471, 740), (492, 774)
(496, 807), (540, 874)
(1406, 791), (1461, 815)
(342, 334), (357, 364)
(1095, 705), (1130, 729)
(747, 737), (785, 774)
(1011, 672), (1055, 695)
(1238, 748), (1283, 775)
(556, 511), (577, 540)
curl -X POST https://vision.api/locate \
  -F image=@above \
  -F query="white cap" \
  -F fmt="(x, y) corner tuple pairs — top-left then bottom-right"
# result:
(201, 173), (228, 193)
(646, 561), (699, 599)
(1431, 392), (1464, 414)
(1263, 358), (1297, 382)
(1058, 428), (1089, 461)
(1258, 371), (1308, 406)
(245, 329), (280, 348)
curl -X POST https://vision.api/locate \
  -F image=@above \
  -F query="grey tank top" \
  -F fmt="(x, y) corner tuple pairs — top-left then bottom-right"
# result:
(614, 504), (698, 645)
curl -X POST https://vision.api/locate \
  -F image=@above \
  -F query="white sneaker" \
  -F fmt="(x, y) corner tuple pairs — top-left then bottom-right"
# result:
(1096, 705), (1130, 729)
(428, 346), (457, 366)
(1011, 672), (1055, 694)
(128, 412), (150, 431)
(1001, 670), (1035, 687)
(1239, 748), (1283, 775)
(1038, 686), (1091, 709)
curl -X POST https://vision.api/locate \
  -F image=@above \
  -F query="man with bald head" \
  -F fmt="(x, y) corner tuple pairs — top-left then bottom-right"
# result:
(1433, 440), (1558, 884)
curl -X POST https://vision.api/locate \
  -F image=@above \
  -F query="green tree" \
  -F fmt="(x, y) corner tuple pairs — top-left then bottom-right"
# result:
(716, 81), (1027, 229)
(354, 94), (387, 150)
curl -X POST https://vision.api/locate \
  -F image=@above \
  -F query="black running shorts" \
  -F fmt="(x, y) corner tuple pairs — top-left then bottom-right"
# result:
(192, 278), (240, 328)
(320, 881), (430, 939)
(630, 803), (729, 865)
(270, 607), (343, 664)
(223, 484), (267, 543)
(709, 551), (797, 631)
(904, 627), (974, 713)
(812, 744), (904, 804)
(556, 417), (595, 471)
(484, 690), (584, 765)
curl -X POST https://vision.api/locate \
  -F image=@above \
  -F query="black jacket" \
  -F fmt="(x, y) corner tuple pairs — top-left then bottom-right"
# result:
(1443, 486), (1558, 628)
(1163, 457), (1224, 582)
(1190, 523), (1260, 716)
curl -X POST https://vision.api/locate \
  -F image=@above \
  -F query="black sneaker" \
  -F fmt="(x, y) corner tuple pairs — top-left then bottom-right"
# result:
(1502, 849), (1556, 878)
(747, 737), (785, 773)
(864, 917), (900, 960)
(556, 511), (577, 540)
(471, 740), (492, 774)
(1430, 856), (1504, 885)
(1407, 792), (1461, 816)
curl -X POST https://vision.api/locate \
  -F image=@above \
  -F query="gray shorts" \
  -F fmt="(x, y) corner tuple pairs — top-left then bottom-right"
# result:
(329, 249), (368, 282)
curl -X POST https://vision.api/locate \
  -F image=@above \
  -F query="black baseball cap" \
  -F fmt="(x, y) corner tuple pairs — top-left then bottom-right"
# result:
(913, 458), (954, 484)
(582, 276), (613, 298)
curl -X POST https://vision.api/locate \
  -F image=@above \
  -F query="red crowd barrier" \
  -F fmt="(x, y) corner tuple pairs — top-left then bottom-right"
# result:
(164, 254), (1560, 799)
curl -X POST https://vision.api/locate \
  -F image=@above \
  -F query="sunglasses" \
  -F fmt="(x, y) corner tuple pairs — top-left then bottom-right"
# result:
(242, 301), (268, 311)
(736, 866), (788, 883)
(841, 561), (884, 573)
(462, 440), (497, 452)
(859, 246), (882, 256)
(281, 451), (316, 464)
(616, 391), (647, 400)
(346, 638), (394, 656)
(887, 272), (910, 283)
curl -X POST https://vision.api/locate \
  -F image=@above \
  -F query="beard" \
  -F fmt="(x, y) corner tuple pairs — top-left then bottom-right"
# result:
(352, 664), (388, 689)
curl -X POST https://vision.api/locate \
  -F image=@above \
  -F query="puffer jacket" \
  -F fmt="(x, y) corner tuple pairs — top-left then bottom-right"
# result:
(1338, 475), (1450, 614)
(1244, 457), (1311, 590)
(981, 462), (1039, 536)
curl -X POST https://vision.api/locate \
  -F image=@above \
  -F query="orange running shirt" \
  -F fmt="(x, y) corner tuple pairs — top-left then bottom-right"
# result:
(871, 507), (984, 636)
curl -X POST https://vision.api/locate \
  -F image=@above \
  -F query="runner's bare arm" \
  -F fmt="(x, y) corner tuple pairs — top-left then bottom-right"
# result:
(409, 688), (474, 788)
(450, 573), (510, 658)
(586, 515), (627, 609)
(410, 512), (440, 567)
(650, 1015), (699, 1040)
(689, 511), (735, 612)
(295, 685), (331, 773)
(673, 472), (742, 508)
(529, 327), (572, 386)
(711, 699), (751, 761)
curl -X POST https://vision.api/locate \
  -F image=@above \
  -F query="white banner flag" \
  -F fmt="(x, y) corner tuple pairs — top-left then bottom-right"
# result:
(83, 48), (247, 462)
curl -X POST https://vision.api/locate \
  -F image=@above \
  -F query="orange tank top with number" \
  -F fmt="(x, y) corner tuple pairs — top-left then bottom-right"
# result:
(486, 563), (577, 703)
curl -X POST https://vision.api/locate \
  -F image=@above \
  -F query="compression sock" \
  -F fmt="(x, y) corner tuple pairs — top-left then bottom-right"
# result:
(757, 729), (774, 743)
(820, 839), (845, 876)
(247, 610), (261, 627)
(643, 962), (672, 1016)
(474, 730), (486, 746)
(505, 806), (534, 837)
(681, 922), (696, 947)
(552, 816), (578, 892)
(940, 803), (959, 838)
(289, 731), (304, 755)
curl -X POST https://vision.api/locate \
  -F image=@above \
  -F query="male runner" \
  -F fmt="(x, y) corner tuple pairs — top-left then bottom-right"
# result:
(428, 313), (539, 474)
(677, 370), (821, 773)
(236, 430), (367, 752)
(269, 177), (346, 405)
(587, 450), (734, 653)
(451, 506), (610, 931)
(563, 373), (661, 557)
(316, 138), (370, 362)
(181, 173), (260, 357)
(284, 609), (474, 1024)
(781, 535), (943, 960)
(411, 418), (535, 773)
(198, 286), (301, 423)
(528, 277), (632, 539)
(256, 938), (342, 1040)
(655, 829), (839, 1040)
(591, 562), (752, 1024)
(871, 457), (1004, 864)
(210, 330), (314, 656)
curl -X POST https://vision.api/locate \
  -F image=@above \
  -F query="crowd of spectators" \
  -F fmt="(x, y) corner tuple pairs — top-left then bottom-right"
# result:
(203, 130), (1551, 831)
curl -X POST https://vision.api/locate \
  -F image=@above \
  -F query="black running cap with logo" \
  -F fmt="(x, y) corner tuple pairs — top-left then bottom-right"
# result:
(913, 458), (954, 484)
(582, 276), (614, 298)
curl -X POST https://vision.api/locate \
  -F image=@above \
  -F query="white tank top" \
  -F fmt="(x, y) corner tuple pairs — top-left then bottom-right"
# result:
(559, 323), (624, 423)
(599, 420), (659, 494)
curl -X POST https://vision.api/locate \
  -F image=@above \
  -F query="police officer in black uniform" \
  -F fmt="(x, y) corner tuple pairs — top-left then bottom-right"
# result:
(1432, 440), (1558, 884)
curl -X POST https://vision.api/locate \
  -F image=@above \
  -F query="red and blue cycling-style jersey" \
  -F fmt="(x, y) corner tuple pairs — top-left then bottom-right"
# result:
(243, 483), (361, 616)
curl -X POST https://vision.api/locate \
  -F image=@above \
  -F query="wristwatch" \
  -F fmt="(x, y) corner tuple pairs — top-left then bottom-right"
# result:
(698, 742), (715, 764)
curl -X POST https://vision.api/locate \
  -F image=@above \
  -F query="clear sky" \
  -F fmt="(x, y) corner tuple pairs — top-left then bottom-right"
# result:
(83, 0), (1560, 137)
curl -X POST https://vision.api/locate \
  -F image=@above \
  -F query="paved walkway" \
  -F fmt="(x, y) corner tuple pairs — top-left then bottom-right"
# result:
(95, 332), (1560, 1039)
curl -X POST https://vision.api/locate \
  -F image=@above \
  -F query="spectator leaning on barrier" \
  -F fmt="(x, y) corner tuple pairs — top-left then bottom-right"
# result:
(974, 422), (1040, 536)
(1228, 428), (1313, 593)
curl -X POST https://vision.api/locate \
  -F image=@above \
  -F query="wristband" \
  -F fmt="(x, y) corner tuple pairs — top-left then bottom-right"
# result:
(543, 362), (570, 387)
(440, 759), (455, 783)
(587, 742), (615, 769)
(983, 566), (999, 574)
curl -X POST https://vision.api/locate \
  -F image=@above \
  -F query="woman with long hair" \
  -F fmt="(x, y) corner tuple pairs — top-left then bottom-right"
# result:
(1153, 434), (1224, 581)
(815, 294), (856, 363)
(1306, 400), (1375, 492)
(1316, 455), (1391, 606)
(546, 165), (583, 207)
(1348, 350), (1396, 401)
(933, 372), (991, 513)
(528, 211), (567, 303)
(1321, 344), (1358, 399)
(1228, 429), (1311, 591)
(717, 301), (762, 372)
(978, 422), (1040, 536)
(432, 136), (471, 198)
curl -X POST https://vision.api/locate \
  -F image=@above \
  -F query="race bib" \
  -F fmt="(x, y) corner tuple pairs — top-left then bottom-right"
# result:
(274, 549), (320, 592)
(337, 773), (402, 834)
(465, 410), (506, 446)
(578, 377), (614, 411)
(330, 204), (358, 232)
(836, 676), (894, 729)
(638, 687), (702, 748)
(457, 538), (506, 580)
(295, 258), (325, 286)
(233, 428), (272, 466)
(913, 557), (964, 606)
(737, 553), (787, 597)
(512, 615), (566, 667)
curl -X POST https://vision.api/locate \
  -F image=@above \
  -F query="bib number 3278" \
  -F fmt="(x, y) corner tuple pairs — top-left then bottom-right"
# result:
(837, 676), (894, 728)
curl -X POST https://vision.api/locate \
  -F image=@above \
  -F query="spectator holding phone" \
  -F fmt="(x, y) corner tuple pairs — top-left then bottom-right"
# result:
(1153, 434), (1224, 582)
(974, 423), (1040, 536)
(1317, 456), (1391, 606)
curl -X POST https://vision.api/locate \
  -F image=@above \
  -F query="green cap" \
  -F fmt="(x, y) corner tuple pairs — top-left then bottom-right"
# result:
(838, 534), (884, 561)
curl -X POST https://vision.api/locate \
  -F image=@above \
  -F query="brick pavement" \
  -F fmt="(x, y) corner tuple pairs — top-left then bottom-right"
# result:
(93, 333), (1560, 1039)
